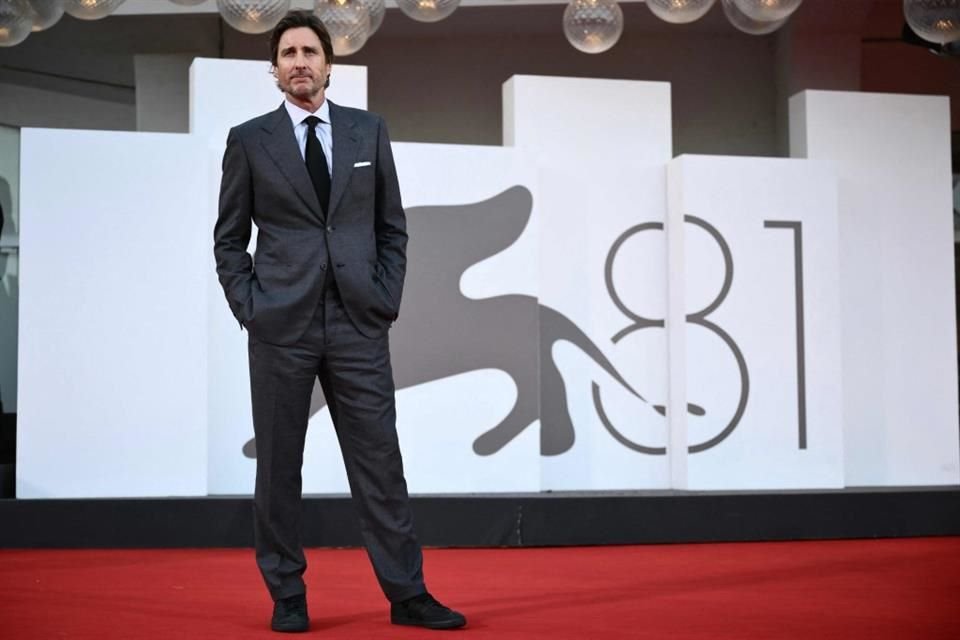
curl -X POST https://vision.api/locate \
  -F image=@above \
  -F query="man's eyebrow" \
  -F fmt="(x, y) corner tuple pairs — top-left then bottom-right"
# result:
(281, 45), (319, 54)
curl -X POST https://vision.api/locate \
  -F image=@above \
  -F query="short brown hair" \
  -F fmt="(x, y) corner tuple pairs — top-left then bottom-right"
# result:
(269, 10), (334, 68)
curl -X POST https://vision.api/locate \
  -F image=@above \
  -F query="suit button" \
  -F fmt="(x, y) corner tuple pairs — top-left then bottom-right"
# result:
(320, 264), (326, 270)
(326, 226), (334, 232)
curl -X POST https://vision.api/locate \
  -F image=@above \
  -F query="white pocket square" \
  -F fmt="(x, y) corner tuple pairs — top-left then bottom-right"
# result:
(353, 161), (372, 168)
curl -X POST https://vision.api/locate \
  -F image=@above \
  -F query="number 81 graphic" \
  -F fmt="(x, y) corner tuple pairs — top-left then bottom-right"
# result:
(591, 216), (808, 454)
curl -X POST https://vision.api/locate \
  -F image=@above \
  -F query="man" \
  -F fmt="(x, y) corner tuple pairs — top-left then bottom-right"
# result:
(214, 11), (466, 633)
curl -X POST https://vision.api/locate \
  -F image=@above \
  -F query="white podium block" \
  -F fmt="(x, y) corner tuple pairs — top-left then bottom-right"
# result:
(17, 130), (208, 498)
(791, 91), (960, 486)
(505, 75), (677, 490)
(667, 155), (844, 490)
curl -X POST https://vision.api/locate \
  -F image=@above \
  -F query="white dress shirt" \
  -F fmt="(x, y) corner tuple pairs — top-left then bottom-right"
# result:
(284, 98), (333, 179)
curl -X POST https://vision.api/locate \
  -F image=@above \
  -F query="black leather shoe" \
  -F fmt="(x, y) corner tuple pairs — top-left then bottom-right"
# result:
(271, 594), (309, 633)
(391, 592), (466, 630)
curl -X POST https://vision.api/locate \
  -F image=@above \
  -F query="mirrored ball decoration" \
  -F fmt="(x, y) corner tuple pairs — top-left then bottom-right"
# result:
(646, 0), (717, 25)
(396, 0), (459, 24)
(721, 0), (788, 35)
(731, 0), (802, 22)
(29, 0), (65, 32)
(563, 0), (624, 54)
(63, 0), (126, 20)
(903, 0), (960, 45)
(314, 0), (371, 56)
(216, 0), (290, 34)
(0, 0), (32, 47)
(359, 0), (384, 34)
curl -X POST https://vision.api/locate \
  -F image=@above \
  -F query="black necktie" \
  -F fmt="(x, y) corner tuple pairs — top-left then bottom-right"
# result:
(304, 116), (331, 214)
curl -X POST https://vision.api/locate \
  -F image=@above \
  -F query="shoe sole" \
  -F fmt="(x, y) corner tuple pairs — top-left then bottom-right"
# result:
(271, 621), (310, 633)
(391, 616), (466, 630)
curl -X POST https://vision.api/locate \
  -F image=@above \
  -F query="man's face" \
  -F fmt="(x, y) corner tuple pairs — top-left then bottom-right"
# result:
(274, 27), (331, 102)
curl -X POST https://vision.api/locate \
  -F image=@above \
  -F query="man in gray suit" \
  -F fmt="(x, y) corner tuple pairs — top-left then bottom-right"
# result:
(214, 11), (465, 633)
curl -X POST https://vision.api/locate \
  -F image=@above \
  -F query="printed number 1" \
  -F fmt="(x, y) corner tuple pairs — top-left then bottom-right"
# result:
(764, 221), (807, 450)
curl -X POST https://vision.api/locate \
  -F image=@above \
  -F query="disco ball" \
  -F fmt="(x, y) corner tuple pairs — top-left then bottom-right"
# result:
(731, 0), (802, 22)
(396, 0), (459, 23)
(647, 0), (717, 25)
(216, 0), (290, 34)
(314, 0), (370, 56)
(904, 0), (960, 45)
(63, 0), (125, 20)
(29, 0), (65, 32)
(0, 0), (32, 46)
(721, 0), (788, 34)
(563, 0), (623, 54)
(359, 0), (384, 34)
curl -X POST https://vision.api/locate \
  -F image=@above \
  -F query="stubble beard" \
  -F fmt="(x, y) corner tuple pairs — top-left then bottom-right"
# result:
(279, 75), (321, 101)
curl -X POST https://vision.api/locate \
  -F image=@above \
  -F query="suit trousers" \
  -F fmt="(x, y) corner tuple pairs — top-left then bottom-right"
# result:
(248, 284), (426, 603)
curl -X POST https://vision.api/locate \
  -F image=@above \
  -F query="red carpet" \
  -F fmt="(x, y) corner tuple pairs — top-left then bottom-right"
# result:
(1, 538), (958, 639)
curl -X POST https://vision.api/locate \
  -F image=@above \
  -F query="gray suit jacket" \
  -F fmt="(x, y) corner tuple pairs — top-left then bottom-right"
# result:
(214, 101), (407, 344)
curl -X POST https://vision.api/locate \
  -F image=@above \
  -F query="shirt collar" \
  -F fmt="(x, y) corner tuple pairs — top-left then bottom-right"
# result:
(284, 97), (330, 127)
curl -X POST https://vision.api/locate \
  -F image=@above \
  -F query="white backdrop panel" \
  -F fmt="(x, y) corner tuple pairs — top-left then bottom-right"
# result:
(189, 59), (368, 146)
(197, 61), (369, 495)
(790, 90), (960, 486)
(204, 137), (542, 494)
(18, 67), (957, 498)
(17, 129), (208, 498)
(504, 75), (675, 490)
(667, 155), (844, 490)
(306, 143), (541, 494)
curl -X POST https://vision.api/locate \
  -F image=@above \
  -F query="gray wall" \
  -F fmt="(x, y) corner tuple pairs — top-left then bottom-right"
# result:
(2, 4), (954, 148)
(1, 7), (790, 156)
(353, 31), (779, 157)
(135, 54), (195, 133)
(0, 126), (19, 413)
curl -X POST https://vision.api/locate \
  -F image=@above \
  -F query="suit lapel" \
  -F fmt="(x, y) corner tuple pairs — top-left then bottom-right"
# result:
(328, 101), (361, 221)
(259, 104), (324, 220)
